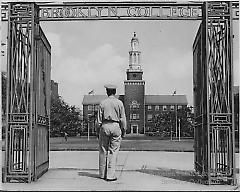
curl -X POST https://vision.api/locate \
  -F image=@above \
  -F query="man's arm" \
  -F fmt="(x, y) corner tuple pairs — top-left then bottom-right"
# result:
(96, 104), (103, 138)
(119, 104), (127, 137)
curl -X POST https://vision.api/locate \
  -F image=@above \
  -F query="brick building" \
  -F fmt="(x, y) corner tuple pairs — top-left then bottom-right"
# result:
(82, 33), (188, 135)
(234, 86), (239, 140)
(51, 80), (59, 99)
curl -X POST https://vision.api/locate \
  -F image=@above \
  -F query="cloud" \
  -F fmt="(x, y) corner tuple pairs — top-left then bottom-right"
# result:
(46, 32), (62, 57)
(144, 48), (192, 88)
(143, 48), (193, 104)
(51, 43), (127, 106)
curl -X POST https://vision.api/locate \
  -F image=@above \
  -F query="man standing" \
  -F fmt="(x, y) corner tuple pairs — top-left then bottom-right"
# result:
(64, 132), (68, 142)
(97, 84), (127, 181)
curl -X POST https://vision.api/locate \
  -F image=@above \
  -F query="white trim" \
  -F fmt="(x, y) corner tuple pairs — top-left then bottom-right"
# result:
(131, 124), (138, 134)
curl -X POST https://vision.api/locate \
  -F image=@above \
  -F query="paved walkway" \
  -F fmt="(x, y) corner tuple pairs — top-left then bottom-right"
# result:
(2, 151), (240, 191)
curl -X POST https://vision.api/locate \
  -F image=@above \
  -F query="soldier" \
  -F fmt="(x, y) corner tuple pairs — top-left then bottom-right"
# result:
(96, 84), (127, 181)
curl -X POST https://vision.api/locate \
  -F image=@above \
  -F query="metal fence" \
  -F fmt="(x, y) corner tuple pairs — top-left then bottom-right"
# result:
(193, 1), (236, 185)
(3, 3), (51, 183)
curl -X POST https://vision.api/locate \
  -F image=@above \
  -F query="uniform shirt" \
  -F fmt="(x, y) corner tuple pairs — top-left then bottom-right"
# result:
(97, 95), (127, 131)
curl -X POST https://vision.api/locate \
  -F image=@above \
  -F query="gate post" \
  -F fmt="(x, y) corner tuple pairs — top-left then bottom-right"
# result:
(200, 1), (236, 185)
(3, 2), (40, 183)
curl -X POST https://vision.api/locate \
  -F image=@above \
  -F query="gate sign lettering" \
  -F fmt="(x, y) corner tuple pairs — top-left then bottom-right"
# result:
(39, 5), (202, 20)
(1, 2), (239, 21)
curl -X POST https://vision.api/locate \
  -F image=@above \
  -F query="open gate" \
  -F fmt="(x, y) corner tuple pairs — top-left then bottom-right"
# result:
(34, 24), (51, 181)
(193, 1), (236, 185)
(3, 3), (51, 182)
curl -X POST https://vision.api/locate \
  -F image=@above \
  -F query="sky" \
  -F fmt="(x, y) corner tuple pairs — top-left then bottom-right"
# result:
(1, 18), (239, 109)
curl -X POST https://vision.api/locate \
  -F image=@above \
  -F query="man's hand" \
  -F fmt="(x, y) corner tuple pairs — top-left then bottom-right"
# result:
(121, 129), (126, 138)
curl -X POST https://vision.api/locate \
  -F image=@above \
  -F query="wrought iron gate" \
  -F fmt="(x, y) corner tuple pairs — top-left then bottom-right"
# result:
(193, 1), (236, 185)
(3, 2), (51, 183)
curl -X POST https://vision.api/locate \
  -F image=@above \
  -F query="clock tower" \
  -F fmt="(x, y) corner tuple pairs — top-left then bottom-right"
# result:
(124, 32), (145, 134)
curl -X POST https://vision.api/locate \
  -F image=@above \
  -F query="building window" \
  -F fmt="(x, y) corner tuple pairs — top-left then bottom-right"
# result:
(94, 105), (99, 111)
(130, 113), (139, 120)
(147, 114), (153, 122)
(88, 105), (93, 110)
(155, 105), (160, 111)
(163, 105), (167, 111)
(178, 105), (182, 110)
(134, 114), (139, 120)
(88, 114), (92, 120)
(130, 100), (140, 109)
(146, 127), (150, 132)
(170, 105), (175, 111)
(148, 105), (152, 111)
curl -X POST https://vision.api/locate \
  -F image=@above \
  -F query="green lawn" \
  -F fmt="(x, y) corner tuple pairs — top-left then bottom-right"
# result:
(50, 136), (195, 151)
(50, 136), (239, 152)
(2, 136), (239, 152)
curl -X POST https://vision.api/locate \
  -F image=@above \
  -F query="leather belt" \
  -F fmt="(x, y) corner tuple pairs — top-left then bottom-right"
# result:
(103, 120), (120, 123)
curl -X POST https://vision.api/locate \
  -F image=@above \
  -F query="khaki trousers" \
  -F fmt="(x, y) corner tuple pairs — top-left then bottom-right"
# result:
(99, 122), (122, 179)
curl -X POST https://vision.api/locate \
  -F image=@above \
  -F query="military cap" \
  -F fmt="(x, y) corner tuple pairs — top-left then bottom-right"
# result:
(104, 84), (117, 89)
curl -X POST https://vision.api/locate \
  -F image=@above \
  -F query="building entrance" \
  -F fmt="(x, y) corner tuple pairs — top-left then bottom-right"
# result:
(131, 125), (139, 134)
(1, 1), (238, 185)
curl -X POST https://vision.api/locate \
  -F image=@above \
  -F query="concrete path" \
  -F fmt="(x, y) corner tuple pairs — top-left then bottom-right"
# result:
(2, 151), (239, 191)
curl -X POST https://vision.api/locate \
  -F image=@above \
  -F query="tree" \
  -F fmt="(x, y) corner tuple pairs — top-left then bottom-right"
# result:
(152, 106), (194, 138)
(50, 96), (82, 137)
(176, 107), (194, 137)
(153, 111), (175, 137)
(82, 110), (98, 136)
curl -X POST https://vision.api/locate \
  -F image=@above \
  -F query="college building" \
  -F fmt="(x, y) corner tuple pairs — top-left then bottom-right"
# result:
(82, 32), (188, 135)
(51, 80), (59, 99)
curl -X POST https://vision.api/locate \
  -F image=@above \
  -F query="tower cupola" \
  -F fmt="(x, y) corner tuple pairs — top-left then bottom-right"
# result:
(128, 32), (142, 72)
(131, 32), (139, 51)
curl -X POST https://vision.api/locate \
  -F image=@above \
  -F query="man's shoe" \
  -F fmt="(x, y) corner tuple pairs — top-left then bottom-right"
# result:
(106, 178), (117, 182)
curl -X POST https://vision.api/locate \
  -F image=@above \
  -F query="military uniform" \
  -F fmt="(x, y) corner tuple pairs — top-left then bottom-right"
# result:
(97, 84), (127, 181)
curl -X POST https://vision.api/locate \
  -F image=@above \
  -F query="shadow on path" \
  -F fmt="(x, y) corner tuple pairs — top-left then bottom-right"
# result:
(77, 169), (100, 179)
(49, 168), (101, 180)
(137, 167), (201, 183)
(137, 167), (236, 185)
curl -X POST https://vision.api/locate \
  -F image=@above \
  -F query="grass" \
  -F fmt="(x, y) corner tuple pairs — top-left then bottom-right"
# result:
(1, 136), (239, 152)
(50, 136), (195, 151)
(50, 136), (239, 152)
